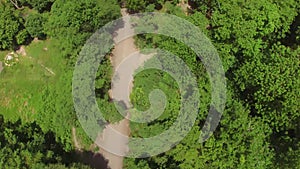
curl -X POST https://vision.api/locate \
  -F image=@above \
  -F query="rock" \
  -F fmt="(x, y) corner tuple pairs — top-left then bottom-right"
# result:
(5, 55), (13, 61)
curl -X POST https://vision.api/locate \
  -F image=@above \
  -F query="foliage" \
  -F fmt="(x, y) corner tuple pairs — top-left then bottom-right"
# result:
(234, 44), (300, 130)
(126, 0), (146, 13)
(125, 98), (274, 169)
(0, 115), (93, 169)
(125, 0), (300, 168)
(272, 131), (300, 168)
(45, 0), (120, 60)
(23, 0), (55, 12)
(25, 13), (46, 39)
(0, 5), (27, 49)
(36, 70), (77, 151)
(0, 115), (64, 168)
(0, 0), (299, 168)
(126, 0), (179, 13)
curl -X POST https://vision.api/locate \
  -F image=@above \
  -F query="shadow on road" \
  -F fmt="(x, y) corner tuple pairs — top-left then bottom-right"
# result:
(74, 150), (110, 169)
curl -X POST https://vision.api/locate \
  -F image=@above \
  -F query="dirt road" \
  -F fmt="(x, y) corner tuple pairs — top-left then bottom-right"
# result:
(94, 7), (156, 169)
(94, 8), (137, 169)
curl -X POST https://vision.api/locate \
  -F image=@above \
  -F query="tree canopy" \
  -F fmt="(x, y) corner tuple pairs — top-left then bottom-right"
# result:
(0, 0), (299, 168)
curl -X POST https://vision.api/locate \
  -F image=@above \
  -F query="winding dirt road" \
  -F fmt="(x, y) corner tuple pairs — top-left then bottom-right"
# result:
(94, 8), (138, 169)
(94, 8), (155, 169)
(72, 8), (153, 169)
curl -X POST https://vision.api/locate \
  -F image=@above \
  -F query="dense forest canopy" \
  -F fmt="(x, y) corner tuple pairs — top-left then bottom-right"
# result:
(0, 0), (299, 168)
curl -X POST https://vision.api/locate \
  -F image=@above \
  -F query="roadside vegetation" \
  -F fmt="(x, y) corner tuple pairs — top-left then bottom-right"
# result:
(0, 0), (299, 169)
(0, 0), (120, 168)
(125, 0), (300, 168)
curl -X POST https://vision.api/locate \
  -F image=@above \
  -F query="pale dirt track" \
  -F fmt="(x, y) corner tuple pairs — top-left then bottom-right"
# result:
(72, 127), (82, 151)
(94, 8), (155, 169)
(94, 8), (137, 169)
(71, 8), (135, 169)
(72, 8), (152, 169)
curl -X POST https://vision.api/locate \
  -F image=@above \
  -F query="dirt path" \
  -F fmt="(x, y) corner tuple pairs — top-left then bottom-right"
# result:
(94, 8), (134, 169)
(94, 8), (153, 169)
(72, 8), (153, 169)
(70, 8), (135, 169)
(97, 4), (189, 167)
(72, 127), (82, 151)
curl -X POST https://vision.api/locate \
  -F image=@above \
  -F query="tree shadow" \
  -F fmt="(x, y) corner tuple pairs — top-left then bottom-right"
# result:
(72, 150), (110, 169)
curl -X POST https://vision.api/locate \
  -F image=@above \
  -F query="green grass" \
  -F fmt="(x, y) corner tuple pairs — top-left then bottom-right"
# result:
(0, 50), (8, 59)
(0, 39), (64, 122)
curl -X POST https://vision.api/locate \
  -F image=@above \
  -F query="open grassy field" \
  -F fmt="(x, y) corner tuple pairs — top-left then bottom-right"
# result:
(0, 39), (64, 122)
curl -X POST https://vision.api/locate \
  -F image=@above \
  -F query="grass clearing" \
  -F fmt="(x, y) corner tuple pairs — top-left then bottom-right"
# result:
(0, 38), (64, 122)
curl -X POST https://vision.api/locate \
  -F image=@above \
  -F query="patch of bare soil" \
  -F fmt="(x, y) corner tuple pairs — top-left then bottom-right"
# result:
(74, 8), (154, 169)
(95, 116), (130, 169)
(177, 0), (191, 15)
(72, 127), (82, 151)
(95, 8), (134, 169)
(16, 46), (27, 56)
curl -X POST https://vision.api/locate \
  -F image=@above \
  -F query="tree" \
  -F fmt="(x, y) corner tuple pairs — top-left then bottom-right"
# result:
(45, 0), (120, 60)
(16, 29), (29, 45)
(0, 115), (63, 168)
(125, 99), (274, 169)
(126, 0), (146, 13)
(25, 13), (46, 39)
(0, 115), (94, 169)
(36, 71), (77, 151)
(9, 0), (24, 9)
(24, 0), (55, 12)
(123, 1), (300, 168)
(234, 44), (300, 130)
(0, 5), (27, 49)
(126, 0), (180, 13)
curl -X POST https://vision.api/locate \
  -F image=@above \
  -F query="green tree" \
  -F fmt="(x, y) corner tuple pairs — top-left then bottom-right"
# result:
(125, 98), (274, 169)
(126, 0), (146, 13)
(24, 0), (55, 12)
(25, 13), (46, 39)
(0, 115), (65, 168)
(234, 44), (300, 130)
(36, 71), (77, 151)
(0, 5), (27, 49)
(45, 0), (120, 59)
(126, 0), (179, 13)
(16, 29), (29, 45)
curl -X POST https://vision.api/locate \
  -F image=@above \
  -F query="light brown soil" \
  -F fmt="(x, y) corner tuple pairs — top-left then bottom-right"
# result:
(95, 115), (130, 169)
(16, 46), (27, 56)
(72, 127), (82, 151)
(94, 8), (134, 169)
(74, 8), (153, 169)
